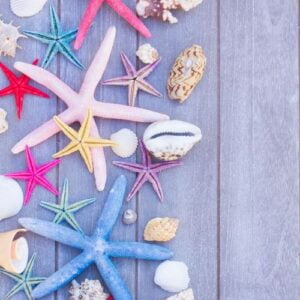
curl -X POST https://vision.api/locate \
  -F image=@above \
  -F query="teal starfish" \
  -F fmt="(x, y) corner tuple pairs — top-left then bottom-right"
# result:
(0, 254), (45, 300)
(40, 178), (96, 233)
(23, 5), (83, 69)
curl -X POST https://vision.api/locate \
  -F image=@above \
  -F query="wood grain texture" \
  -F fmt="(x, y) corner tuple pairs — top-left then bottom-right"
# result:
(219, 1), (300, 299)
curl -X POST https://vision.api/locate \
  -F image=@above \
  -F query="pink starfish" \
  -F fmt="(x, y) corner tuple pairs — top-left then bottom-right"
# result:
(12, 27), (169, 191)
(113, 141), (182, 202)
(6, 146), (60, 205)
(74, 0), (151, 50)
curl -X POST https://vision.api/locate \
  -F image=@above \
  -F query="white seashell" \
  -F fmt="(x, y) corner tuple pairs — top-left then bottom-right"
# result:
(123, 209), (137, 225)
(143, 120), (202, 161)
(0, 19), (25, 57)
(0, 108), (8, 134)
(166, 289), (194, 300)
(110, 128), (138, 158)
(10, 237), (29, 274)
(136, 43), (159, 64)
(154, 260), (190, 293)
(0, 175), (23, 221)
(10, 0), (48, 18)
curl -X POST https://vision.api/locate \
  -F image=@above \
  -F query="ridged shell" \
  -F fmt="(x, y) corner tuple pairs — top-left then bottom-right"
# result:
(0, 108), (8, 134)
(168, 45), (206, 102)
(143, 120), (202, 161)
(10, 0), (48, 18)
(166, 289), (194, 300)
(144, 217), (179, 242)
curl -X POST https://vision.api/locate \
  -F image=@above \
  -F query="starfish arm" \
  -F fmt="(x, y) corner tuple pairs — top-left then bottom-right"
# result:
(86, 137), (116, 147)
(94, 255), (131, 300)
(23, 254), (37, 279)
(22, 84), (50, 98)
(136, 78), (162, 97)
(22, 30), (55, 44)
(151, 160), (182, 172)
(128, 81), (139, 106)
(120, 53), (136, 76)
(0, 86), (15, 96)
(63, 212), (84, 233)
(37, 159), (60, 175)
(35, 175), (59, 196)
(12, 109), (77, 154)
(27, 277), (46, 285)
(108, 242), (173, 260)
(92, 102), (169, 123)
(148, 172), (164, 202)
(74, 0), (105, 50)
(58, 42), (83, 69)
(14, 62), (78, 107)
(60, 29), (78, 42)
(0, 268), (22, 281)
(78, 144), (93, 172)
(68, 198), (96, 212)
(53, 141), (80, 158)
(106, 0), (151, 38)
(140, 140), (150, 166)
(127, 172), (148, 201)
(40, 201), (61, 213)
(102, 75), (133, 86)
(137, 58), (161, 78)
(93, 175), (127, 239)
(0, 62), (18, 84)
(24, 284), (34, 300)
(3, 282), (24, 300)
(113, 161), (145, 172)
(25, 146), (36, 172)
(41, 43), (59, 69)
(79, 26), (116, 99)
(5, 172), (32, 179)
(24, 178), (37, 205)
(18, 218), (88, 249)
(32, 251), (93, 299)
(54, 115), (79, 140)
(50, 4), (62, 35)
(78, 109), (92, 139)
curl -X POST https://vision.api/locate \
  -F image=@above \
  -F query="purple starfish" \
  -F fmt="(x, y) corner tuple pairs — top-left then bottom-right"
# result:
(113, 141), (181, 202)
(102, 53), (162, 107)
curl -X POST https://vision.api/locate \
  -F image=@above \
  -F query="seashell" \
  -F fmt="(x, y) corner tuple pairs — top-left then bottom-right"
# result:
(123, 209), (137, 225)
(143, 120), (202, 161)
(0, 175), (23, 221)
(144, 217), (179, 242)
(0, 229), (29, 274)
(110, 128), (138, 158)
(10, 0), (48, 18)
(154, 260), (190, 293)
(136, 43), (159, 64)
(69, 279), (109, 300)
(0, 108), (8, 134)
(0, 19), (25, 57)
(168, 45), (206, 103)
(166, 289), (194, 300)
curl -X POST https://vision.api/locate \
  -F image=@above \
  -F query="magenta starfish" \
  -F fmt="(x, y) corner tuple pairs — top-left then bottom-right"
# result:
(113, 141), (182, 202)
(6, 146), (60, 205)
(0, 59), (49, 119)
(102, 53), (162, 107)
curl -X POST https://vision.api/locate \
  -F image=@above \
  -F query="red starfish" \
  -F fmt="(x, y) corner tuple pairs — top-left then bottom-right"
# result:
(0, 59), (49, 119)
(74, 0), (151, 50)
(5, 146), (60, 205)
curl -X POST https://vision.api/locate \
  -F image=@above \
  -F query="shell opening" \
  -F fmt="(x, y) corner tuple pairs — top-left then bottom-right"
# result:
(11, 237), (29, 273)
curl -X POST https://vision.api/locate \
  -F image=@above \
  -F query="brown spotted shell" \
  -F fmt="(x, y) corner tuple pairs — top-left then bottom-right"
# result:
(144, 217), (179, 242)
(167, 45), (206, 103)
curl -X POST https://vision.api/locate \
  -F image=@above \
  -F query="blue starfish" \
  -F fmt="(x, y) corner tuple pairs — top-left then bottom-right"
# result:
(19, 175), (173, 300)
(0, 254), (45, 300)
(23, 5), (83, 69)
(40, 178), (97, 233)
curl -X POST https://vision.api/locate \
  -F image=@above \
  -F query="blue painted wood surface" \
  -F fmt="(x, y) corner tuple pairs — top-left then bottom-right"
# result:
(0, 0), (299, 299)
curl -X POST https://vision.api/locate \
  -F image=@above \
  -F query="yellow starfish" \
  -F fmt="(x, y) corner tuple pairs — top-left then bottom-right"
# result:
(53, 110), (115, 172)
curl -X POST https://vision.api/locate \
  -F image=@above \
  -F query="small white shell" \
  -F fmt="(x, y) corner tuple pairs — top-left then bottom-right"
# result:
(154, 260), (190, 293)
(0, 175), (23, 221)
(166, 289), (194, 300)
(0, 108), (8, 134)
(143, 120), (202, 161)
(110, 128), (138, 158)
(136, 43), (159, 64)
(11, 237), (29, 274)
(122, 209), (137, 225)
(10, 0), (48, 17)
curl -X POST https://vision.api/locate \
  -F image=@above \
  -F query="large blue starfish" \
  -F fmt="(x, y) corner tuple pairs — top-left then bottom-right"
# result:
(23, 5), (83, 69)
(19, 175), (173, 300)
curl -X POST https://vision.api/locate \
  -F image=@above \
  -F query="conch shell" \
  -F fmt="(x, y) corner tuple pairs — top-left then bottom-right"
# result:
(168, 45), (206, 103)
(0, 229), (29, 274)
(144, 217), (179, 242)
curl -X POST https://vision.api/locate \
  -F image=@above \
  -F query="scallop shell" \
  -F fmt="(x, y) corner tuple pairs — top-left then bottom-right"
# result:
(110, 128), (138, 158)
(136, 43), (159, 64)
(143, 120), (202, 161)
(0, 108), (8, 134)
(166, 289), (194, 300)
(0, 19), (25, 57)
(168, 45), (206, 103)
(10, 0), (48, 18)
(144, 217), (179, 242)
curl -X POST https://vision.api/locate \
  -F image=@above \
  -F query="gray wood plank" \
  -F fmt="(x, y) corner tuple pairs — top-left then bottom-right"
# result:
(136, 1), (219, 299)
(219, 1), (300, 299)
(0, 1), (57, 300)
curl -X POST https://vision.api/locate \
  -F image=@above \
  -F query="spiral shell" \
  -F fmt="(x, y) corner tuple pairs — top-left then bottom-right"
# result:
(144, 217), (179, 242)
(167, 45), (206, 103)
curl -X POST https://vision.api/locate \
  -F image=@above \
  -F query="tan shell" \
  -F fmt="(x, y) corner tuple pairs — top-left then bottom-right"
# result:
(144, 217), (179, 242)
(167, 45), (206, 103)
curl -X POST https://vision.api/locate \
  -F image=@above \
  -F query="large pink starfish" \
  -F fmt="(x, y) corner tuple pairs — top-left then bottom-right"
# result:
(6, 146), (60, 205)
(12, 27), (169, 191)
(74, 0), (151, 50)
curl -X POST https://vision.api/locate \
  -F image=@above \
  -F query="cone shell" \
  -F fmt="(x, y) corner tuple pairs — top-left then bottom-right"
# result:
(10, 0), (48, 17)
(167, 45), (206, 102)
(143, 120), (202, 161)
(144, 217), (179, 242)
(0, 229), (28, 274)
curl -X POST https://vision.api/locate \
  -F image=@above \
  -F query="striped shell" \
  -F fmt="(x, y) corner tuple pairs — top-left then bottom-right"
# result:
(144, 217), (179, 242)
(167, 45), (206, 103)
(10, 0), (48, 18)
(143, 120), (202, 161)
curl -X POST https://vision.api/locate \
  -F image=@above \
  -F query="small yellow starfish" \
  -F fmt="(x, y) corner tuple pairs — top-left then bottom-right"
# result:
(53, 109), (115, 172)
